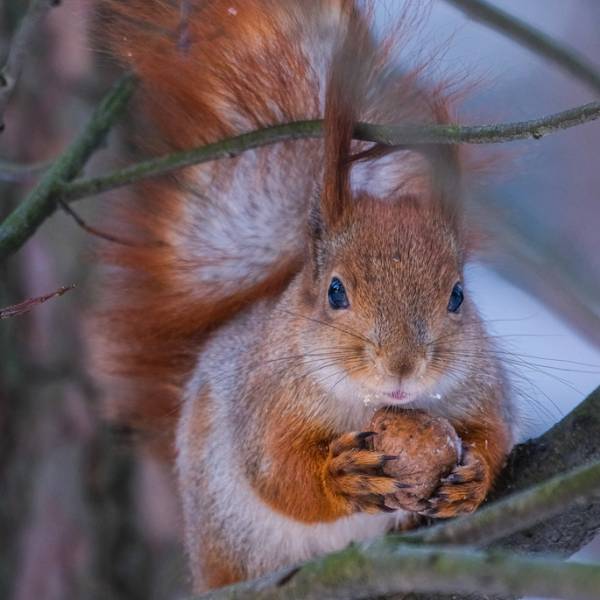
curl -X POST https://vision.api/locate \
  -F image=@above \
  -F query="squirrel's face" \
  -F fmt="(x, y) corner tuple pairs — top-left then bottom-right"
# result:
(301, 196), (470, 408)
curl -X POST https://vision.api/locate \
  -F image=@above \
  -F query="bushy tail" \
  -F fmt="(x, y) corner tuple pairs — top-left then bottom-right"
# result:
(93, 0), (353, 454)
(93, 0), (459, 455)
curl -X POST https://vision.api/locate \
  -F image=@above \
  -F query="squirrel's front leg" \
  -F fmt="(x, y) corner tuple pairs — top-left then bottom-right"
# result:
(323, 431), (407, 515)
(423, 414), (511, 519)
(253, 424), (404, 523)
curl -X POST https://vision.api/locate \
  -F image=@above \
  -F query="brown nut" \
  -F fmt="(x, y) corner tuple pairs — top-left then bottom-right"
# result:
(369, 408), (461, 511)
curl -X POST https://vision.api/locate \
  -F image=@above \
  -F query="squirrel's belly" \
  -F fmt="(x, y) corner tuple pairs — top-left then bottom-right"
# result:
(202, 446), (410, 577)
(178, 368), (413, 580)
(249, 503), (410, 570)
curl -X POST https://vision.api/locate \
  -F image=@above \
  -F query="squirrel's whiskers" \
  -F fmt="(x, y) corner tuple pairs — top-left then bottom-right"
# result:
(94, 0), (516, 591)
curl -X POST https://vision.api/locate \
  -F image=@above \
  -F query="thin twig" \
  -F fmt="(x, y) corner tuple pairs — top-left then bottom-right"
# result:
(57, 199), (143, 247)
(0, 284), (74, 319)
(0, 158), (51, 182)
(0, 74), (135, 261)
(60, 101), (600, 204)
(475, 195), (600, 348)
(445, 0), (600, 95)
(0, 0), (60, 130)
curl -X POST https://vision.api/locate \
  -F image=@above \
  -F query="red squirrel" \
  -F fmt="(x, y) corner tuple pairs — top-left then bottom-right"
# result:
(96, 0), (515, 591)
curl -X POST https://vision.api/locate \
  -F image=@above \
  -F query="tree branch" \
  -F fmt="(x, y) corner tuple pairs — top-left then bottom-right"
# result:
(406, 386), (600, 600)
(445, 0), (600, 95)
(0, 74), (135, 261)
(56, 198), (144, 247)
(486, 385), (600, 556)
(59, 101), (600, 204)
(194, 545), (600, 600)
(0, 158), (50, 182)
(0, 0), (60, 130)
(473, 197), (600, 349)
(0, 96), (597, 260)
(402, 458), (600, 548)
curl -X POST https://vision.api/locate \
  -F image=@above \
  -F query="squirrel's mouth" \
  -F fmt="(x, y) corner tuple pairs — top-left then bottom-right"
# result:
(384, 389), (412, 404)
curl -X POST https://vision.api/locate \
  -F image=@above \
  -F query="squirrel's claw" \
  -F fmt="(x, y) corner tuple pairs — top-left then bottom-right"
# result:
(420, 447), (490, 519)
(325, 431), (404, 515)
(330, 430), (376, 455)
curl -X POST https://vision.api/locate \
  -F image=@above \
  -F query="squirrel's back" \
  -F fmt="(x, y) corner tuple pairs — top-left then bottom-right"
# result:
(95, 0), (453, 453)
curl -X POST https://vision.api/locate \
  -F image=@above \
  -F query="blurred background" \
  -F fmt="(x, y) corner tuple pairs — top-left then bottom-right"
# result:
(0, 1), (598, 598)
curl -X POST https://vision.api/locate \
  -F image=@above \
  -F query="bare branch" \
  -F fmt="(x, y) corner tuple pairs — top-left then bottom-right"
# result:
(1, 94), (596, 262)
(0, 0), (60, 130)
(445, 0), (600, 95)
(57, 199), (145, 247)
(193, 544), (600, 600)
(402, 459), (600, 548)
(475, 198), (600, 349)
(0, 74), (135, 261)
(0, 158), (51, 182)
(60, 101), (600, 204)
(0, 284), (74, 319)
(486, 385), (600, 557)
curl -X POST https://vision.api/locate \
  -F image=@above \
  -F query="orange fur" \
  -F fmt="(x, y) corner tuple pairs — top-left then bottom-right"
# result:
(94, 0), (333, 453)
(94, 0), (515, 590)
(94, 0), (457, 453)
(258, 420), (402, 523)
(426, 412), (511, 518)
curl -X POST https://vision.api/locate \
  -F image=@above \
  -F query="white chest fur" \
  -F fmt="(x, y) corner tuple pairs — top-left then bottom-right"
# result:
(190, 410), (409, 578)
(210, 451), (409, 577)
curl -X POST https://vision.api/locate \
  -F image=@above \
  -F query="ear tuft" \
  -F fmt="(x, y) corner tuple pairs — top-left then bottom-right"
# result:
(321, 4), (373, 228)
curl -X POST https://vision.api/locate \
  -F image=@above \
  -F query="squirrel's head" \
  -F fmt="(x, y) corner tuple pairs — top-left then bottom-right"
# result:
(298, 180), (471, 410)
(296, 24), (474, 408)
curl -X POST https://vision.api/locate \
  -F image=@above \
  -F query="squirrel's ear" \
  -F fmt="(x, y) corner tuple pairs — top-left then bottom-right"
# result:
(308, 94), (353, 279)
(307, 197), (326, 277)
(427, 142), (463, 234)
(419, 96), (464, 231)
(320, 64), (354, 229)
(320, 4), (372, 230)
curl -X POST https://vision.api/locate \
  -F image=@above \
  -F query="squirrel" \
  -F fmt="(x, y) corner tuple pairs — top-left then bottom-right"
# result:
(95, 0), (516, 591)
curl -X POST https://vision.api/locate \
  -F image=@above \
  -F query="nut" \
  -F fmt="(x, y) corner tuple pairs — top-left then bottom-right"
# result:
(369, 408), (461, 511)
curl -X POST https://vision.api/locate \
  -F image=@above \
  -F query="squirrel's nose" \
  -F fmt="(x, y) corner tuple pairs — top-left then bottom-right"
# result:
(385, 352), (416, 379)
(383, 348), (426, 380)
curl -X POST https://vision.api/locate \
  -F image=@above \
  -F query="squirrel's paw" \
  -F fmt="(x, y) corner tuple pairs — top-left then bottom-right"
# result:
(324, 431), (406, 515)
(420, 446), (490, 518)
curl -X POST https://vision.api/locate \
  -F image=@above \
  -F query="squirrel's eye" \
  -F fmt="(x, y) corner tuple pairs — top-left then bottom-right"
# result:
(328, 277), (349, 309)
(447, 282), (464, 313)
